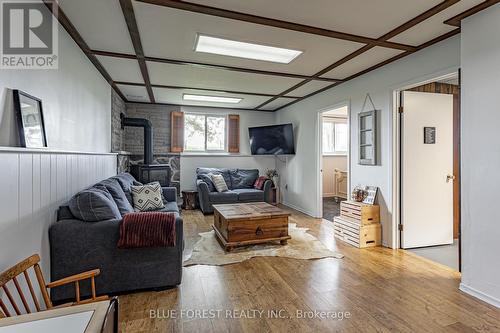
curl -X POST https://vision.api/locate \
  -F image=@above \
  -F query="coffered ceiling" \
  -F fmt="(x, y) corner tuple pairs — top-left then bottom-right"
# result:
(44, 0), (497, 111)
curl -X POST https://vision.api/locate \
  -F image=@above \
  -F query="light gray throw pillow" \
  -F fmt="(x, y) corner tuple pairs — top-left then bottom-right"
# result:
(210, 173), (228, 192)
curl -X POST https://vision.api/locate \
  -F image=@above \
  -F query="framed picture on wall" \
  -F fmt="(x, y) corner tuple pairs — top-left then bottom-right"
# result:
(13, 90), (48, 148)
(358, 110), (377, 165)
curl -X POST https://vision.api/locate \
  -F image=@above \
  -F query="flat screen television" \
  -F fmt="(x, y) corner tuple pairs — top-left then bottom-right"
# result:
(249, 123), (295, 155)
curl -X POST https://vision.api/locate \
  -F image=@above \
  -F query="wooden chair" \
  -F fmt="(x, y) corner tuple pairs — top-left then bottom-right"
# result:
(0, 254), (108, 317)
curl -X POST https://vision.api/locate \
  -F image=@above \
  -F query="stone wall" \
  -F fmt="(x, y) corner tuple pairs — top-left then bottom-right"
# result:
(111, 89), (127, 152)
(118, 103), (181, 190)
(124, 103), (180, 155)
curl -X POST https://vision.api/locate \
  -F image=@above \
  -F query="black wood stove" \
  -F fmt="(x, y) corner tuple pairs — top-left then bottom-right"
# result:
(121, 114), (171, 186)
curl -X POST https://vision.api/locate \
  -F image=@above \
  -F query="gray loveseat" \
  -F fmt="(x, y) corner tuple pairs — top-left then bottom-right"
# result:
(196, 168), (273, 214)
(49, 173), (183, 303)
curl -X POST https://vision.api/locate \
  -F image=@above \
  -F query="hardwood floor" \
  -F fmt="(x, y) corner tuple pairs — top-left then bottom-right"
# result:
(119, 206), (500, 333)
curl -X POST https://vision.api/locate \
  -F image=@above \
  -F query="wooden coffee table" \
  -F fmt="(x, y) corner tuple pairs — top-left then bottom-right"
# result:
(212, 202), (291, 252)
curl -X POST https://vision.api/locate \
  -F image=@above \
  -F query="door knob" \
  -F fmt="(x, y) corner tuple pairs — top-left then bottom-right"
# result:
(446, 174), (456, 183)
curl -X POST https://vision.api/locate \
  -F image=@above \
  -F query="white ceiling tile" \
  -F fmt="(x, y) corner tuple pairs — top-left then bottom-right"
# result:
(321, 47), (404, 80)
(117, 85), (149, 103)
(96, 56), (144, 83)
(59, 0), (134, 54)
(388, 0), (483, 46)
(186, 0), (442, 38)
(153, 87), (270, 109)
(134, 2), (363, 76)
(147, 61), (301, 94)
(285, 81), (334, 97)
(257, 98), (296, 111)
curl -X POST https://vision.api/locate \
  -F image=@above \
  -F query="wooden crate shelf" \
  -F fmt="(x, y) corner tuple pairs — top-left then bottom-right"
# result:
(333, 216), (381, 248)
(340, 201), (380, 225)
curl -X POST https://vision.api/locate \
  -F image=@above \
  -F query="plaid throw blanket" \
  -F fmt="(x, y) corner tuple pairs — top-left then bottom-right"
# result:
(118, 212), (176, 248)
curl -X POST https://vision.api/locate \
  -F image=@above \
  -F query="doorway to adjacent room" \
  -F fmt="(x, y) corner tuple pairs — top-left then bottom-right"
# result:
(397, 73), (461, 271)
(319, 105), (350, 222)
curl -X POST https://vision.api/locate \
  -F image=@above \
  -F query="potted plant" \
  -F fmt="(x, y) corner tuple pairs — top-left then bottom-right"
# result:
(266, 169), (279, 188)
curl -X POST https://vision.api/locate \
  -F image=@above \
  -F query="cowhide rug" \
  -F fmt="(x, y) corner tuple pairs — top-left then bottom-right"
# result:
(183, 223), (343, 266)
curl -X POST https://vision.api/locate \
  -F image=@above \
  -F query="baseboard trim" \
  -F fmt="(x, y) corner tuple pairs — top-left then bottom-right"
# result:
(459, 283), (500, 308)
(281, 201), (318, 218)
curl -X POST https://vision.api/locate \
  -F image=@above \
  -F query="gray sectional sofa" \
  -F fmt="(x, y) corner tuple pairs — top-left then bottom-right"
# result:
(49, 173), (183, 302)
(196, 168), (273, 214)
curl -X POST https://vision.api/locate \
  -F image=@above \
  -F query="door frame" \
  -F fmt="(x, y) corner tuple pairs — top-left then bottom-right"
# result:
(316, 101), (351, 218)
(392, 71), (461, 270)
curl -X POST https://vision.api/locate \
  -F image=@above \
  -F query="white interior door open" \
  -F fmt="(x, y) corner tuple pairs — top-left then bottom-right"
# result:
(401, 91), (454, 249)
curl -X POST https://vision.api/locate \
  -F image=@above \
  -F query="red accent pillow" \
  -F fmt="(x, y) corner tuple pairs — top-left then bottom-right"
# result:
(254, 176), (269, 190)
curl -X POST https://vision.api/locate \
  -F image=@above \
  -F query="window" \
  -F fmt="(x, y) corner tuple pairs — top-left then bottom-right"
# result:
(184, 113), (226, 152)
(322, 118), (348, 155)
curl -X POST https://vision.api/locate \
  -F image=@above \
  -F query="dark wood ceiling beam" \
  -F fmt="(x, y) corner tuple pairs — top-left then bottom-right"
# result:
(257, 0), (462, 110)
(380, 0), (460, 40)
(444, 0), (500, 26)
(90, 49), (343, 82)
(274, 29), (461, 112)
(137, 0), (416, 51)
(254, 45), (375, 109)
(128, 101), (274, 112)
(114, 81), (301, 98)
(119, 0), (155, 103)
(42, 0), (127, 101)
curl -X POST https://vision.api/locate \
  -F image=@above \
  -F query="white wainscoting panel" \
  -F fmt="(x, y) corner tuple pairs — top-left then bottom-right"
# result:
(0, 151), (117, 292)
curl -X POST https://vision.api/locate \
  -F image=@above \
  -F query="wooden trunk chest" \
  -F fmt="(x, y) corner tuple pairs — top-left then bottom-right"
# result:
(212, 202), (291, 251)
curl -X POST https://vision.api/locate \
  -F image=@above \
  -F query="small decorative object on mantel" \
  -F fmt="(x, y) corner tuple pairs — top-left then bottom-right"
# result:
(363, 186), (379, 205)
(358, 93), (378, 166)
(351, 185), (368, 202)
(265, 169), (279, 187)
(13, 90), (47, 148)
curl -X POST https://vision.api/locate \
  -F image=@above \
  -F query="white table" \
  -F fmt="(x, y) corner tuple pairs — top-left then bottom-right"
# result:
(0, 300), (113, 333)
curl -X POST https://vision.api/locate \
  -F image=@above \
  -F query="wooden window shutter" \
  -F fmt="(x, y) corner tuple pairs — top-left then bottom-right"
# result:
(170, 111), (184, 153)
(227, 114), (240, 153)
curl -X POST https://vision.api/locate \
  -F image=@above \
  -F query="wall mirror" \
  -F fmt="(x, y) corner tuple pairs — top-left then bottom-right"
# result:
(13, 90), (47, 148)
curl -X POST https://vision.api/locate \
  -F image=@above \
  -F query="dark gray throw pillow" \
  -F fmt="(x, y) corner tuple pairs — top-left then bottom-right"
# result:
(230, 169), (259, 189)
(95, 178), (134, 216)
(196, 167), (231, 189)
(112, 172), (136, 193)
(112, 173), (140, 205)
(69, 187), (121, 222)
(197, 173), (216, 192)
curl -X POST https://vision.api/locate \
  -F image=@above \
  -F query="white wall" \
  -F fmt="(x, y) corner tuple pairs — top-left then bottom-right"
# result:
(322, 156), (347, 197)
(460, 4), (500, 307)
(276, 36), (461, 247)
(0, 150), (116, 280)
(0, 3), (115, 298)
(0, 6), (111, 152)
(179, 106), (276, 191)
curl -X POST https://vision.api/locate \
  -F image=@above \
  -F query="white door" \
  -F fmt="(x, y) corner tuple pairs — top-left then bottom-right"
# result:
(401, 91), (454, 248)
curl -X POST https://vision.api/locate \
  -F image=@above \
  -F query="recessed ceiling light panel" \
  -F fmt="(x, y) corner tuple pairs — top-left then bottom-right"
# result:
(195, 35), (302, 64)
(183, 94), (242, 104)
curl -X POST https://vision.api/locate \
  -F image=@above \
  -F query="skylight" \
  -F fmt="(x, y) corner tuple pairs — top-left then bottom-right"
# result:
(195, 35), (302, 64)
(183, 94), (242, 104)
